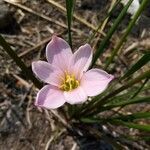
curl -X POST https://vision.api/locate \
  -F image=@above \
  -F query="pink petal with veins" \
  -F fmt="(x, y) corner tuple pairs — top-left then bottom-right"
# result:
(46, 35), (73, 71)
(32, 60), (63, 87)
(64, 87), (87, 104)
(35, 85), (65, 109)
(71, 44), (93, 79)
(81, 69), (114, 96)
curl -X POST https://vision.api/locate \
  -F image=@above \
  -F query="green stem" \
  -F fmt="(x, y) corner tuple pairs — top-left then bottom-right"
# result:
(0, 34), (42, 89)
(130, 78), (149, 99)
(99, 96), (150, 113)
(91, 0), (134, 68)
(81, 112), (150, 123)
(121, 53), (150, 80)
(111, 112), (150, 121)
(109, 120), (150, 132)
(105, 0), (150, 69)
(98, 70), (150, 106)
(87, 0), (122, 43)
(66, 0), (75, 48)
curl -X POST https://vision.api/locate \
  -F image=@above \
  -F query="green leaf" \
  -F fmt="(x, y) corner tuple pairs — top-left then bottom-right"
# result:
(130, 78), (149, 99)
(112, 112), (150, 121)
(120, 134), (150, 142)
(87, 0), (122, 43)
(105, 83), (150, 106)
(81, 112), (150, 124)
(0, 34), (42, 89)
(91, 0), (134, 67)
(95, 70), (150, 106)
(103, 96), (150, 110)
(110, 119), (150, 132)
(83, 70), (150, 116)
(105, 0), (150, 69)
(122, 53), (150, 79)
(65, 0), (75, 48)
(80, 117), (102, 123)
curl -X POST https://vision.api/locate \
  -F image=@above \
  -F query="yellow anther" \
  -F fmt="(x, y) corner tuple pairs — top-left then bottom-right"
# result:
(60, 73), (79, 91)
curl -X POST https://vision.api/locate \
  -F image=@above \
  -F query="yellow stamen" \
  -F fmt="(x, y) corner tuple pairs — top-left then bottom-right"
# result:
(60, 73), (79, 91)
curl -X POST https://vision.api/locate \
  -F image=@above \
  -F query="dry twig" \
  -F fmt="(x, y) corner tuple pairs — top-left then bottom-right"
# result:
(4, 0), (82, 35)
(11, 73), (31, 88)
(46, 0), (105, 36)
(18, 37), (51, 57)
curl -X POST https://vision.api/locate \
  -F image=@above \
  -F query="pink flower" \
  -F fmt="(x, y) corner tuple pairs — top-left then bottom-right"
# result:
(32, 36), (114, 109)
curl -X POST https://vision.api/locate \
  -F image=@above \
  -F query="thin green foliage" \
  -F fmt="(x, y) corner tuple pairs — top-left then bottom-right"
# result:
(110, 120), (150, 132)
(121, 135), (150, 142)
(112, 112), (150, 121)
(130, 78), (149, 99)
(105, 0), (150, 69)
(81, 112), (150, 123)
(65, 0), (149, 142)
(87, 0), (122, 43)
(94, 70), (150, 106)
(91, 0), (134, 67)
(82, 116), (150, 132)
(80, 117), (102, 123)
(122, 53), (150, 79)
(65, 0), (75, 48)
(105, 84), (150, 106)
(0, 34), (42, 89)
(81, 70), (150, 116)
(103, 96), (150, 111)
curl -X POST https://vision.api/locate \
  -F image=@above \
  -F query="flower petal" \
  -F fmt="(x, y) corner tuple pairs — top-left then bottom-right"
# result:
(81, 69), (114, 96)
(71, 44), (93, 78)
(46, 35), (73, 70)
(35, 85), (65, 109)
(32, 60), (62, 86)
(64, 87), (87, 104)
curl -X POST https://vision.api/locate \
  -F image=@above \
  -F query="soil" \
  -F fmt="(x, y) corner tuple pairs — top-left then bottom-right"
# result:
(0, 0), (150, 149)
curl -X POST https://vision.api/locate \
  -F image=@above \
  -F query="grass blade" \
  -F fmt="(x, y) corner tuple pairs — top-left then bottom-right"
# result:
(105, 0), (150, 69)
(65, 0), (75, 48)
(0, 34), (42, 89)
(81, 112), (150, 123)
(110, 120), (150, 132)
(122, 53), (150, 79)
(81, 70), (150, 116)
(112, 112), (150, 121)
(91, 0), (134, 67)
(103, 96), (150, 110)
(130, 78), (149, 99)
(87, 0), (122, 43)
(96, 70), (150, 106)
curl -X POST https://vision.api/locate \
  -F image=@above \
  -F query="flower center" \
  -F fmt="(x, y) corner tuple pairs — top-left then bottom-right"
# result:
(60, 74), (79, 91)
